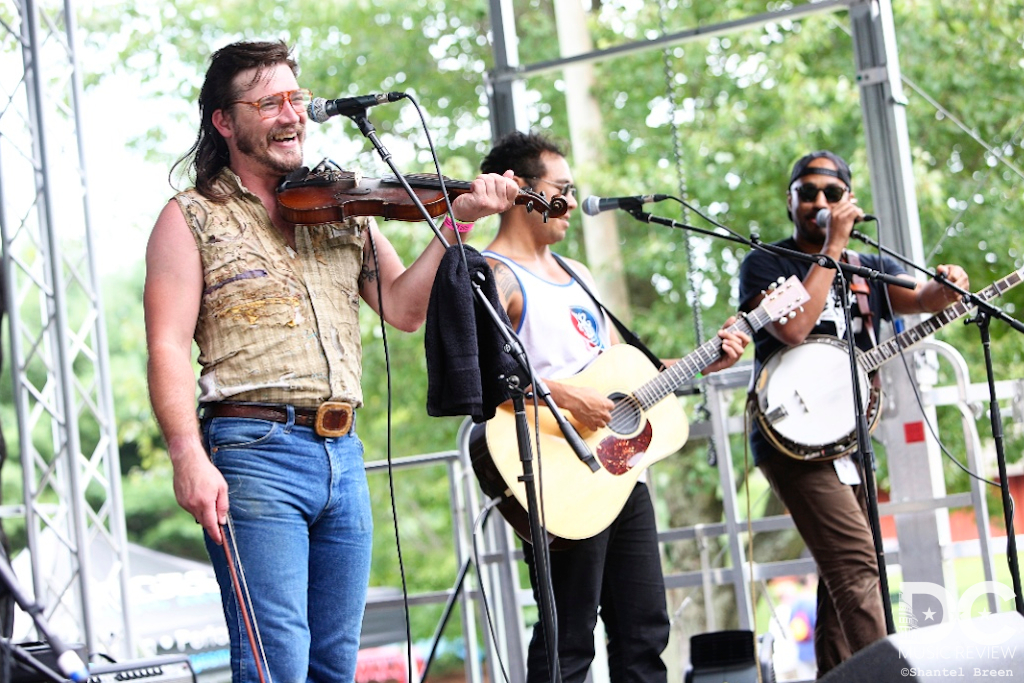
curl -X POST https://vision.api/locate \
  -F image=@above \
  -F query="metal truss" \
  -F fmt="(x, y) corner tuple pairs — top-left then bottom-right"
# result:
(0, 0), (132, 658)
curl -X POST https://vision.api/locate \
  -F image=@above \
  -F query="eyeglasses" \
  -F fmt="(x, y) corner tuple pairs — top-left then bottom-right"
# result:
(231, 89), (312, 119)
(526, 177), (576, 198)
(793, 182), (848, 203)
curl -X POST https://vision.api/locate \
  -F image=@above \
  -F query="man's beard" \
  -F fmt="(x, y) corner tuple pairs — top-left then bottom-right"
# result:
(236, 123), (304, 175)
(797, 213), (826, 245)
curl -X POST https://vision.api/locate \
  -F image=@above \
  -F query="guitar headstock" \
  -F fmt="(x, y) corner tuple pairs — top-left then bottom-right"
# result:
(761, 276), (810, 325)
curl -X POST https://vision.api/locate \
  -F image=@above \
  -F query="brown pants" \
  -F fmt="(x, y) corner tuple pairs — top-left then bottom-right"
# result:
(760, 454), (888, 677)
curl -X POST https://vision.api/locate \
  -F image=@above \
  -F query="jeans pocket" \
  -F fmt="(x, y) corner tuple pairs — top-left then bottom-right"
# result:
(207, 417), (279, 451)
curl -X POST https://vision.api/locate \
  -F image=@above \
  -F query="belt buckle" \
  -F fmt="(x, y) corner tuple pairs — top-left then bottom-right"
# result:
(315, 401), (353, 438)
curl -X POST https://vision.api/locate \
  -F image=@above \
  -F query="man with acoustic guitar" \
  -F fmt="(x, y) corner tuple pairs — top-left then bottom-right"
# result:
(144, 40), (519, 683)
(479, 131), (749, 683)
(738, 150), (969, 676)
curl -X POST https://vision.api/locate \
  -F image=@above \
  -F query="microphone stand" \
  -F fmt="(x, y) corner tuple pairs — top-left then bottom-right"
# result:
(344, 108), (603, 683)
(626, 207), (915, 633)
(0, 641), (67, 683)
(0, 549), (87, 682)
(851, 231), (1024, 615)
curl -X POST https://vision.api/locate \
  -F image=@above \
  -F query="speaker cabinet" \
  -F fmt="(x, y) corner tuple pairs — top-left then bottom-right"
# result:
(685, 630), (776, 683)
(88, 655), (196, 683)
(819, 612), (1024, 682)
(8, 649), (194, 683)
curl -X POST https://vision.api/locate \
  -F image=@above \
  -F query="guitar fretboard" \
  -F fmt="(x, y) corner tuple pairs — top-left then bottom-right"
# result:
(631, 308), (768, 410)
(860, 267), (1024, 372)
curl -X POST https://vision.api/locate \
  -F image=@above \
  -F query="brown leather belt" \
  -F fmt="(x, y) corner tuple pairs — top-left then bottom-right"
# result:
(202, 401), (354, 438)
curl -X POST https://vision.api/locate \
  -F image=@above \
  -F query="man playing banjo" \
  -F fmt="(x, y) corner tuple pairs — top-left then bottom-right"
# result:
(737, 150), (969, 676)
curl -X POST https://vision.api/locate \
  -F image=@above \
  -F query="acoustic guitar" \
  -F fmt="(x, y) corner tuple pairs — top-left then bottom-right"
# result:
(469, 276), (810, 543)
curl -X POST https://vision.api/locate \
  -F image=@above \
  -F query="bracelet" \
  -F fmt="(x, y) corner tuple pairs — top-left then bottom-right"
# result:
(442, 215), (474, 233)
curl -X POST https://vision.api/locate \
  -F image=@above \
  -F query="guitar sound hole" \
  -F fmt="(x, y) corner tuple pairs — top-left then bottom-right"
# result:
(608, 393), (642, 435)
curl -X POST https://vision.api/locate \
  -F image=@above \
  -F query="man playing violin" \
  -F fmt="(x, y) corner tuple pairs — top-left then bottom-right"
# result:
(737, 150), (969, 676)
(144, 40), (518, 683)
(480, 131), (748, 683)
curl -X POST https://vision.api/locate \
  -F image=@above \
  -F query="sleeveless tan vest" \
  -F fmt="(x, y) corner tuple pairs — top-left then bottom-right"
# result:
(176, 168), (368, 407)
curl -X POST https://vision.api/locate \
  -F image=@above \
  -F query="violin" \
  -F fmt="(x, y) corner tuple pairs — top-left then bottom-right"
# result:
(277, 161), (569, 225)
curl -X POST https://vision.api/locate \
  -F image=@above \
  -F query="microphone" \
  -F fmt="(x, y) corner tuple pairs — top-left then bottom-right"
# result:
(307, 92), (406, 123)
(581, 193), (670, 216)
(815, 208), (877, 228)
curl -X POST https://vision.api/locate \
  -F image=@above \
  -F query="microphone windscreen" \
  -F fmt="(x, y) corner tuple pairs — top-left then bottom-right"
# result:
(816, 208), (831, 227)
(307, 98), (329, 123)
(581, 196), (601, 216)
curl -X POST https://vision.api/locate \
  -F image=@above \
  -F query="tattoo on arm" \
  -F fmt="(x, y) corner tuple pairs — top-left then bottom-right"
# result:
(359, 263), (378, 286)
(359, 221), (379, 288)
(493, 263), (520, 307)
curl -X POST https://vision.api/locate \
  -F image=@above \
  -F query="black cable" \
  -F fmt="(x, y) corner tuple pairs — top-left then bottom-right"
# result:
(867, 229), (1001, 489)
(379, 95), (565, 679)
(404, 94), (469, 262)
(371, 93), (516, 681)
(363, 94), (461, 680)
(470, 499), (512, 683)
(363, 226), (417, 674)
(869, 227), (1016, 573)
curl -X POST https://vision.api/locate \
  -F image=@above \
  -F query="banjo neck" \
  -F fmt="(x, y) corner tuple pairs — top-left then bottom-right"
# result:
(860, 265), (1024, 373)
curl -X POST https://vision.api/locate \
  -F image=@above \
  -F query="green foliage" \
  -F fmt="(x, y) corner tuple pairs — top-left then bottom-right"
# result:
(45, 0), (1024, 640)
(121, 465), (208, 559)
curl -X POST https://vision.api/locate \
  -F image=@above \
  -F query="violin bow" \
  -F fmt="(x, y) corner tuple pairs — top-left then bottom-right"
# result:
(222, 515), (273, 683)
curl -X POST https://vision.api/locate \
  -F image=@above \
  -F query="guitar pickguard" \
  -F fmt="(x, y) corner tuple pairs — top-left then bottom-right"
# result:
(597, 421), (653, 475)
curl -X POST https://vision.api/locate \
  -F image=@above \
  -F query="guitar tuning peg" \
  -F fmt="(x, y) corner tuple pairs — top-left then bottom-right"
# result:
(788, 311), (797, 319)
(778, 317), (788, 325)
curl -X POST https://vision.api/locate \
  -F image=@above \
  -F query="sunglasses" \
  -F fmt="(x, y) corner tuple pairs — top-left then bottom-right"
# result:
(793, 182), (848, 203)
(526, 177), (576, 198)
(232, 89), (313, 119)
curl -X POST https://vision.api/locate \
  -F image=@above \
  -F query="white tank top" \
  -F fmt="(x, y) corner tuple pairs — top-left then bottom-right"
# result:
(484, 251), (611, 380)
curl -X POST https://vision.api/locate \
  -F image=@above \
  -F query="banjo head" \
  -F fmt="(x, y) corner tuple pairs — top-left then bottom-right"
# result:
(755, 336), (874, 458)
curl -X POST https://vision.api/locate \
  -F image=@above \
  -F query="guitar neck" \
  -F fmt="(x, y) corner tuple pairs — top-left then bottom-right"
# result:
(632, 309), (767, 410)
(861, 266), (1024, 372)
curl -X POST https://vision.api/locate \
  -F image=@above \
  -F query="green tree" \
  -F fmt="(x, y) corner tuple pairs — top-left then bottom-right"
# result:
(64, 0), (1024, 638)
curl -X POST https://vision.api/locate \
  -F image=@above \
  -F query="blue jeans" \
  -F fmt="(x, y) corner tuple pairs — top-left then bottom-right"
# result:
(201, 409), (373, 683)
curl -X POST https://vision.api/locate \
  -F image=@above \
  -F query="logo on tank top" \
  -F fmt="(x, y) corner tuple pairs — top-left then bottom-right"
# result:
(569, 306), (605, 349)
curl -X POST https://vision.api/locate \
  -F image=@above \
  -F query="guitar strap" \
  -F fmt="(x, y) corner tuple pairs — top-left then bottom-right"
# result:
(843, 250), (878, 347)
(550, 252), (665, 370)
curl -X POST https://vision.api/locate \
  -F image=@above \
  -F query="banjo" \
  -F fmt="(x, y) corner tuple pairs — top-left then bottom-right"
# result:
(751, 265), (1024, 461)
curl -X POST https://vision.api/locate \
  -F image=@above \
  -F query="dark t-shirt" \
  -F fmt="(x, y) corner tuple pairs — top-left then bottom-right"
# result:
(737, 237), (908, 462)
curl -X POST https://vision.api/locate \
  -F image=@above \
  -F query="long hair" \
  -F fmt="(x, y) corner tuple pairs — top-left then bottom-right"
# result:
(171, 40), (297, 201)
